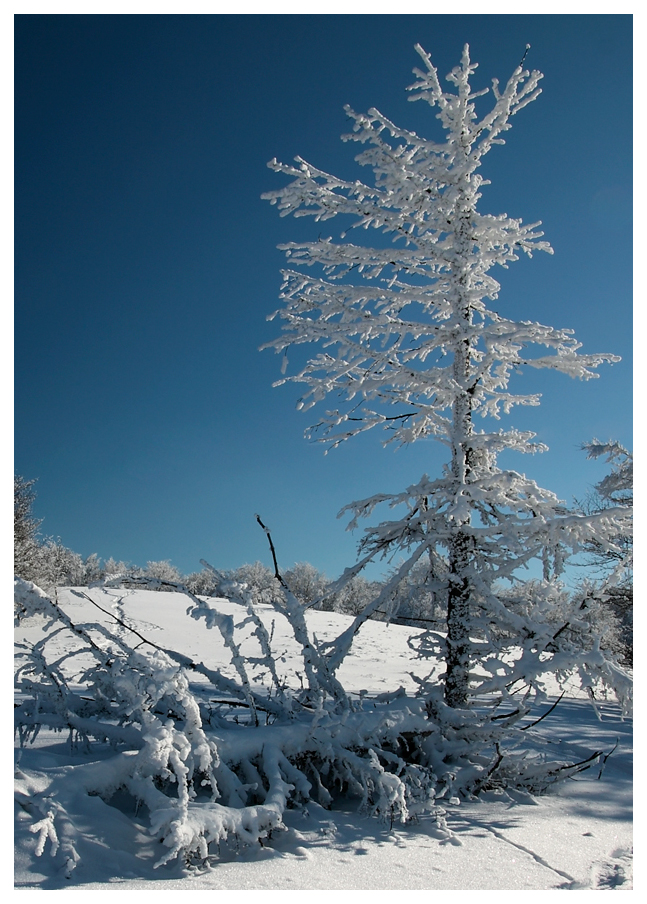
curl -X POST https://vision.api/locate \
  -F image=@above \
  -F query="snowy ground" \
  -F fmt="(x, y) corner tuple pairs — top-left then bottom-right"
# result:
(14, 588), (633, 890)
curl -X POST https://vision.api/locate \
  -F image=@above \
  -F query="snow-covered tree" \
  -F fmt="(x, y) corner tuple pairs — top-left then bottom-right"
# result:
(184, 567), (221, 597)
(82, 552), (103, 585)
(284, 561), (329, 607)
(578, 440), (632, 569)
(14, 45), (632, 875)
(329, 573), (380, 616)
(14, 475), (42, 582)
(264, 44), (629, 710)
(143, 559), (183, 588)
(575, 441), (633, 665)
(230, 560), (283, 605)
(389, 557), (446, 626)
(36, 539), (85, 589)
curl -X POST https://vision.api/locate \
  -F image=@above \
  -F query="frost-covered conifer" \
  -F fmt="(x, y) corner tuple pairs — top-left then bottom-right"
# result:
(264, 45), (629, 709)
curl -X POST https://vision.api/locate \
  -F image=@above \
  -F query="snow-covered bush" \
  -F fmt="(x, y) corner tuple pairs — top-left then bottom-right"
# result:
(330, 573), (381, 616)
(142, 560), (184, 588)
(573, 441), (633, 666)
(284, 561), (330, 607)
(14, 475), (42, 583)
(229, 560), (284, 605)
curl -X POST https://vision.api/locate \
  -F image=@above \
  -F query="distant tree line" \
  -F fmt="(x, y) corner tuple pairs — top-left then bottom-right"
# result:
(14, 446), (632, 667)
(13, 475), (453, 627)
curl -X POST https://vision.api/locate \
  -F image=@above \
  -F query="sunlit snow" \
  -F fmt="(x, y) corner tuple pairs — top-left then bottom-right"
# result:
(15, 588), (632, 890)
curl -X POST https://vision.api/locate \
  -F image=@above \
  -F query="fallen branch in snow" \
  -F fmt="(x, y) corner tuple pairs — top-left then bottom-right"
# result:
(14, 578), (452, 871)
(14, 575), (629, 874)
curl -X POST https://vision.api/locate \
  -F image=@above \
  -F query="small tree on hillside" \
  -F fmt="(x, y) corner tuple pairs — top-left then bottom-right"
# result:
(576, 440), (633, 665)
(143, 559), (183, 589)
(184, 568), (220, 597)
(578, 440), (632, 571)
(284, 561), (329, 607)
(230, 560), (284, 604)
(264, 44), (631, 711)
(14, 475), (42, 581)
(330, 573), (380, 616)
(36, 539), (85, 590)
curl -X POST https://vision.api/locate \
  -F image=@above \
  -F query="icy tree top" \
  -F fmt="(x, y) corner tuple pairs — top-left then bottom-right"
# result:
(263, 45), (619, 452)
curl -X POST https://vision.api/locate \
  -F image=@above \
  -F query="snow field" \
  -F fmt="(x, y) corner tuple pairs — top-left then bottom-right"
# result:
(14, 588), (632, 890)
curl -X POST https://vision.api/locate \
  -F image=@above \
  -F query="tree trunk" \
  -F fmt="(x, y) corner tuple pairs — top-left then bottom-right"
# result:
(445, 354), (474, 707)
(445, 199), (474, 706)
(445, 529), (471, 707)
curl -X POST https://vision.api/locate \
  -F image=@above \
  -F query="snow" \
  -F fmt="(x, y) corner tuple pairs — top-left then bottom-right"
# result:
(15, 587), (632, 890)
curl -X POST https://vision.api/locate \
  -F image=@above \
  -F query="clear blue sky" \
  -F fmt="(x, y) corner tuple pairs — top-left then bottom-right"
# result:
(14, 13), (632, 580)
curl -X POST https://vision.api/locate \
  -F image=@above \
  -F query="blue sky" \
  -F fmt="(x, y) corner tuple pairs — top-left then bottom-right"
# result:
(14, 12), (632, 580)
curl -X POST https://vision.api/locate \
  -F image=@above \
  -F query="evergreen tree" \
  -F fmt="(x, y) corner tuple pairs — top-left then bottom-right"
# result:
(264, 44), (629, 710)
